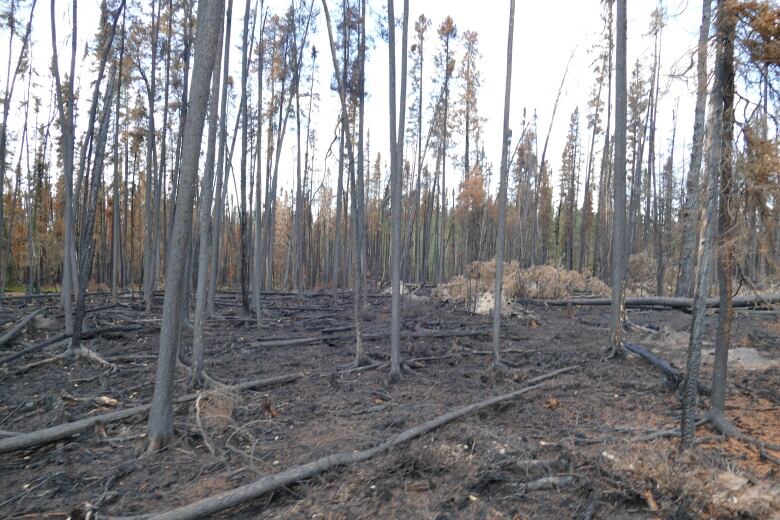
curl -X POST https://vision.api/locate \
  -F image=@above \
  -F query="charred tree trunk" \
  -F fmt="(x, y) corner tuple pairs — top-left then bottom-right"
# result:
(680, 0), (728, 451)
(710, 3), (735, 422)
(676, 0), (712, 298)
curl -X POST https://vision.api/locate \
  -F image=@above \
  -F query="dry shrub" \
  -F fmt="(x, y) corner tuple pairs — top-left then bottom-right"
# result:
(763, 318), (780, 335)
(434, 261), (610, 303)
(628, 253), (656, 294)
(604, 444), (780, 518)
(87, 280), (110, 293)
(196, 389), (237, 433)
(509, 265), (610, 299)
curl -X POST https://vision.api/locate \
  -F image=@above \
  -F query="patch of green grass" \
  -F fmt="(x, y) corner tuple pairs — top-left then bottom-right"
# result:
(3, 282), (26, 293)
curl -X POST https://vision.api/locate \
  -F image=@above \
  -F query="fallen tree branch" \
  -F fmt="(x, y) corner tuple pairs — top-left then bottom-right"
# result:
(0, 324), (152, 366)
(623, 343), (710, 395)
(0, 309), (42, 348)
(0, 373), (301, 454)
(251, 327), (491, 349)
(521, 475), (576, 492)
(534, 293), (780, 309)
(108, 366), (577, 520)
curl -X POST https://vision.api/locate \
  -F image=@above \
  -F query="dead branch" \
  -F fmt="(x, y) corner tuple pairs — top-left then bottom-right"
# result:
(0, 324), (150, 366)
(251, 327), (491, 349)
(0, 373), (301, 454)
(0, 309), (42, 348)
(108, 366), (577, 520)
(623, 342), (710, 395)
(521, 475), (576, 492)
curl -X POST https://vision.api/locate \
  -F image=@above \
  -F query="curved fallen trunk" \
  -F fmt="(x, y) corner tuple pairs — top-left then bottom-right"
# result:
(0, 373), (301, 454)
(108, 366), (576, 520)
(534, 293), (780, 309)
(0, 309), (42, 347)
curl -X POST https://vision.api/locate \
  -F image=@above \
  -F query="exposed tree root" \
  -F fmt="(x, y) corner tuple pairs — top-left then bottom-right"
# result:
(107, 365), (577, 520)
(707, 413), (780, 464)
(0, 372), (301, 454)
(13, 342), (118, 375)
(176, 353), (225, 390)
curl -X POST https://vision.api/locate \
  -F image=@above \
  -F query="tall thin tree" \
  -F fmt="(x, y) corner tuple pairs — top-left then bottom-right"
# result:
(491, 0), (515, 369)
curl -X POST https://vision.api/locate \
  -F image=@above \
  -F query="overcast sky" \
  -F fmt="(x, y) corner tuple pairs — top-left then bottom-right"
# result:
(3, 0), (706, 206)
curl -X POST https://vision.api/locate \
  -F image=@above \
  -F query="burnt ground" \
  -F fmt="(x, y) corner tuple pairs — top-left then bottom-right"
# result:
(0, 290), (778, 519)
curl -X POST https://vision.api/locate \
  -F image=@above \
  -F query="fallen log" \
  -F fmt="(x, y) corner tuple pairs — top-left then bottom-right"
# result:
(109, 366), (576, 520)
(0, 324), (153, 366)
(0, 372), (301, 454)
(251, 327), (491, 349)
(0, 309), (42, 348)
(1, 291), (112, 301)
(623, 343), (709, 395)
(534, 293), (780, 309)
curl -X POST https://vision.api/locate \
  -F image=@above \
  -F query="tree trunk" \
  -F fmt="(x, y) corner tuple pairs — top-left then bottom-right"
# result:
(491, 0), (515, 367)
(254, 7), (265, 326)
(608, 0), (627, 357)
(207, 0), (234, 316)
(676, 0), (712, 298)
(147, 0), (224, 450)
(710, 2), (735, 422)
(239, 0), (251, 312)
(142, 0), (159, 313)
(191, 5), (226, 389)
(50, 0), (78, 334)
(386, 0), (409, 379)
(72, 67), (118, 353)
(680, 0), (728, 451)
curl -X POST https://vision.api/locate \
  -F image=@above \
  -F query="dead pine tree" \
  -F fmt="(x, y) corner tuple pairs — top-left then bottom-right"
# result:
(607, 0), (628, 358)
(254, 4), (265, 327)
(239, 0), (251, 313)
(321, 0), (369, 367)
(679, 0), (730, 452)
(351, 0), (369, 366)
(386, 0), (410, 381)
(708, 0), (736, 434)
(147, 0), (224, 451)
(111, 8), (126, 304)
(207, 0), (234, 317)
(50, 0), (78, 335)
(676, 0), (712, 298)
(191, 3), (227, 389)
(490, 0), (515, 372)
(69, 66), (119, 367)
(435, 17), (456, 285)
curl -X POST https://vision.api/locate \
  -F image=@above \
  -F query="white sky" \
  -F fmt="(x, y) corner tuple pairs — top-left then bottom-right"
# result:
(2, 0), (706, 207)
